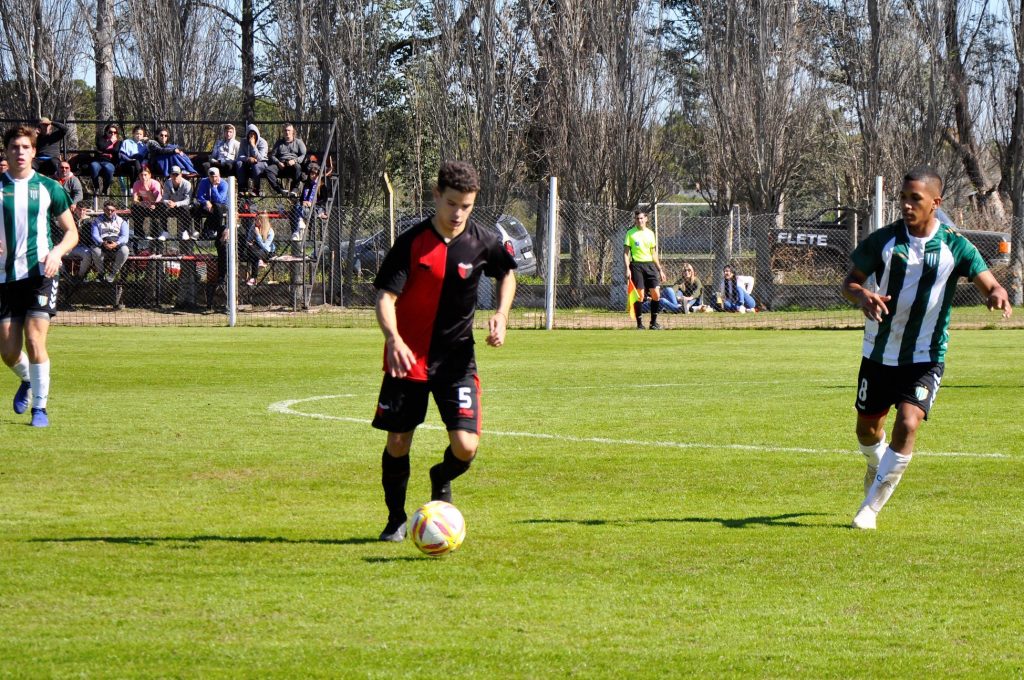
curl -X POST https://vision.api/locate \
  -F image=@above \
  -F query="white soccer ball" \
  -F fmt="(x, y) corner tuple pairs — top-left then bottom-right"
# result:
(408, 501), (466, 556)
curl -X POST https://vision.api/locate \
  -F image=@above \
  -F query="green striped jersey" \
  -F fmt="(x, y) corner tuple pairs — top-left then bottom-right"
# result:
(851, 219), (987, 366)
(0, 170), (71, 283)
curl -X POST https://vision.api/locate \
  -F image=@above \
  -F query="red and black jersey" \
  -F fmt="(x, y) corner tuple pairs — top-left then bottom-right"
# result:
(374, 217), (517, 382)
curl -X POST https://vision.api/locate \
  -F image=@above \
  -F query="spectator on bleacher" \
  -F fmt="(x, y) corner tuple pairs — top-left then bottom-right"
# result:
(290, 162), (322, 241)
(67, 201), (96, 279)
(235, 124), (268, 196)
(90, 201), (130, 283)
(203, 123), (239, 177)
(266, 123), (306, 196)
(159, 165), (194, 241)
(89, 123), (119, 195)
(146, 127), (197, 178)
(54, 160), (84, 205)
(33, 117), (68, 176)
(244, 212), (276, 285)
(130, 165), (162, 243)
(117, 125), (149, 186)
(720, 263), (757, 313)
(193, 167), (230, 283)
(302, 152), (332, 182)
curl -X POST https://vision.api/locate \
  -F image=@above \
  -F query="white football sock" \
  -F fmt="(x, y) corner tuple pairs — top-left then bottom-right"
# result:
(29, 360), (50, 410)
(863, 447), (912, 513)
(10, 352), (29, 382)
(859, 432), (887, 495)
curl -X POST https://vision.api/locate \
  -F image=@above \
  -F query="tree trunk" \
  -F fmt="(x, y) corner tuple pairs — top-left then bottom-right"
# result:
(94, 0), (115, 120)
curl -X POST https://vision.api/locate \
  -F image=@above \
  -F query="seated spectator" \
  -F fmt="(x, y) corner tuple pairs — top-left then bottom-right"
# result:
(89, 201), (131, 283)
(0, 158), (8, 175)
(244, 212), (276, 285)
(203, 123), (240, 177)
(90, 123), (119, 194)
(54, 160), (84, 205)
(302, 151), (332, 182)
(159, 165), (194, 240)
(720, 263), (757, 312)
(67, 201), (96, 279)
(116, 125), (149, 186)
(266, 123), (306, 196)
(146, 126), (197, 177)
(235, 124), (268, 196)
(33, 117), (68, 176)
(675, 262), (704, 313)
(130, 165), (162, 243)
(290, 163), (321, 240)
(192, 167), (230, 283)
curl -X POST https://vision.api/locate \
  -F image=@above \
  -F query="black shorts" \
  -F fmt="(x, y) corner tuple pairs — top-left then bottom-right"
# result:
(855, 357), (944, 420)
(372, 371), (481, 434)
(0, 275), (59, 321)
(630, 262), (660, 291)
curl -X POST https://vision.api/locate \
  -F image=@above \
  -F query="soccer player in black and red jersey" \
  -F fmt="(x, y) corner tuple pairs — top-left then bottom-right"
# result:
(372, 161), (517, 542)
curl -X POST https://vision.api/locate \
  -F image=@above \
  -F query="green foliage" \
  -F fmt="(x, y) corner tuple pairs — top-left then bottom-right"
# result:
(1, 327), (1022, 676)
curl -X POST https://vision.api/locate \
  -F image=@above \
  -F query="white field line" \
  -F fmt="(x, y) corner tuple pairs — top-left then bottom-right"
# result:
(269, 394), (1014, 460)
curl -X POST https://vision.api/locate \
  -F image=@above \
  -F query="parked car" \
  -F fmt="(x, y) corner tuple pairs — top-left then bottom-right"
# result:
(770, 206), (1011, 278)
(347, 213), (537, 277)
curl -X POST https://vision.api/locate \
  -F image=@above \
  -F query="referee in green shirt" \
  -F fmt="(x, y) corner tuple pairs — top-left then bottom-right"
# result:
(623, 210), (666, 329)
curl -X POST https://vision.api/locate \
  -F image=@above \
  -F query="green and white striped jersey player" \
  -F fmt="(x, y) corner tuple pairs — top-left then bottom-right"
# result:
(0, 125), (79, 428)
(842, 166), (1011, 530)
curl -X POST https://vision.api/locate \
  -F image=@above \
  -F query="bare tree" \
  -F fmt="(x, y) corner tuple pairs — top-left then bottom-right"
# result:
(418, 0), (536, 208)
(117, 0), (239, 144)
(0, 0), (89, 121)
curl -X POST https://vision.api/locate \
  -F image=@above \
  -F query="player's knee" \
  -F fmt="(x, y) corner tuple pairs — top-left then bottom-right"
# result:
(650, 289), (661, 302)
(449, 435), (478, 462)
(386, 432), (413, 457)
(855, 416), (885, 445)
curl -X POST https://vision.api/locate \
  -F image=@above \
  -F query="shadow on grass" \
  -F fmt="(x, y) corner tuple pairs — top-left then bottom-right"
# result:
(521, 512), (841, 529)
(362, 556), (433, 563)
(28, 535), (379, 546)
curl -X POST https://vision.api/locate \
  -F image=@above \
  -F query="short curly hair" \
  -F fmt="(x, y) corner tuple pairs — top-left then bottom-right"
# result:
(3, 125), (37, 150)
(437, 161), (480, 194)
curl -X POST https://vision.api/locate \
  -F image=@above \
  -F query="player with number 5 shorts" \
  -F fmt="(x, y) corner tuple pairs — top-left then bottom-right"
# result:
(370, 161), (517, 543)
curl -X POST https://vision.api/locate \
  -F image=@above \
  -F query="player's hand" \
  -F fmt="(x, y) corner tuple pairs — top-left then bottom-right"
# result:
(988, 288), (1013, 319)
(486, 312), (508, 347)
(385, 336), (416, 378)
(859, 290), (890, 322)
(43, 251), (62, 278)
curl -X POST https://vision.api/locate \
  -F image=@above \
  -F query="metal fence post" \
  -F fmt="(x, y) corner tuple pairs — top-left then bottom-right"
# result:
(545, 176), (558, 330)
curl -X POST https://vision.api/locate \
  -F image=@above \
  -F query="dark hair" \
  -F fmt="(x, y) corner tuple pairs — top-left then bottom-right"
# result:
(437, 161), (480, 194)
(156, 127), (170, 136)
(3, 125), (37, 149)
(133, 125), (146, 134)
(904, 166), (943, 194)
(104, 200), (118, 209)
(75, 200), (91, 210)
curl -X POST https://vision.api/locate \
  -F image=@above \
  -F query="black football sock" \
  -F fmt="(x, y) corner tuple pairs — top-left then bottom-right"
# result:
(381, 448), (410, 524)
(633, 301), (643, 326)
(430, 446), (472, 488)
(651, 299), (660, 325)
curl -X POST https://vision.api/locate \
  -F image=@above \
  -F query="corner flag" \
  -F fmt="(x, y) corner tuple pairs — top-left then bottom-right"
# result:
(627, 279), (641, 319)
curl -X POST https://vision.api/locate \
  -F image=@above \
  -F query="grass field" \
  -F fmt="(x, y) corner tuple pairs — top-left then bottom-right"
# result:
(1, 327), (1022, 678)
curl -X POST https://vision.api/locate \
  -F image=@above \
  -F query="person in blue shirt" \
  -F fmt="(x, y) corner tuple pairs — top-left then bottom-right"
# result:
(191, 167), (231, 284)
(116, 125), (149, 186)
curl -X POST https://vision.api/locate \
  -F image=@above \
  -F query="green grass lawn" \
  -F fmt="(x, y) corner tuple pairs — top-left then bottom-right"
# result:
(1, 327), (1022, 678)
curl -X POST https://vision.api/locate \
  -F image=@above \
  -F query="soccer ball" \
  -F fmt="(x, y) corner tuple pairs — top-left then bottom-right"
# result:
(408, 501), (466, 556)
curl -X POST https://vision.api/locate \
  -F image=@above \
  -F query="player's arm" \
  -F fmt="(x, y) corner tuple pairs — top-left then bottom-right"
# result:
(652, 246), (666, 282)
(972, 269), (1012, 318)
(375, 289), (416, 378)
(43, 209), (78, 277)
(623, 244), (631, 273)
(486, 270), (516, 348)
(843, 266), (890, 322)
